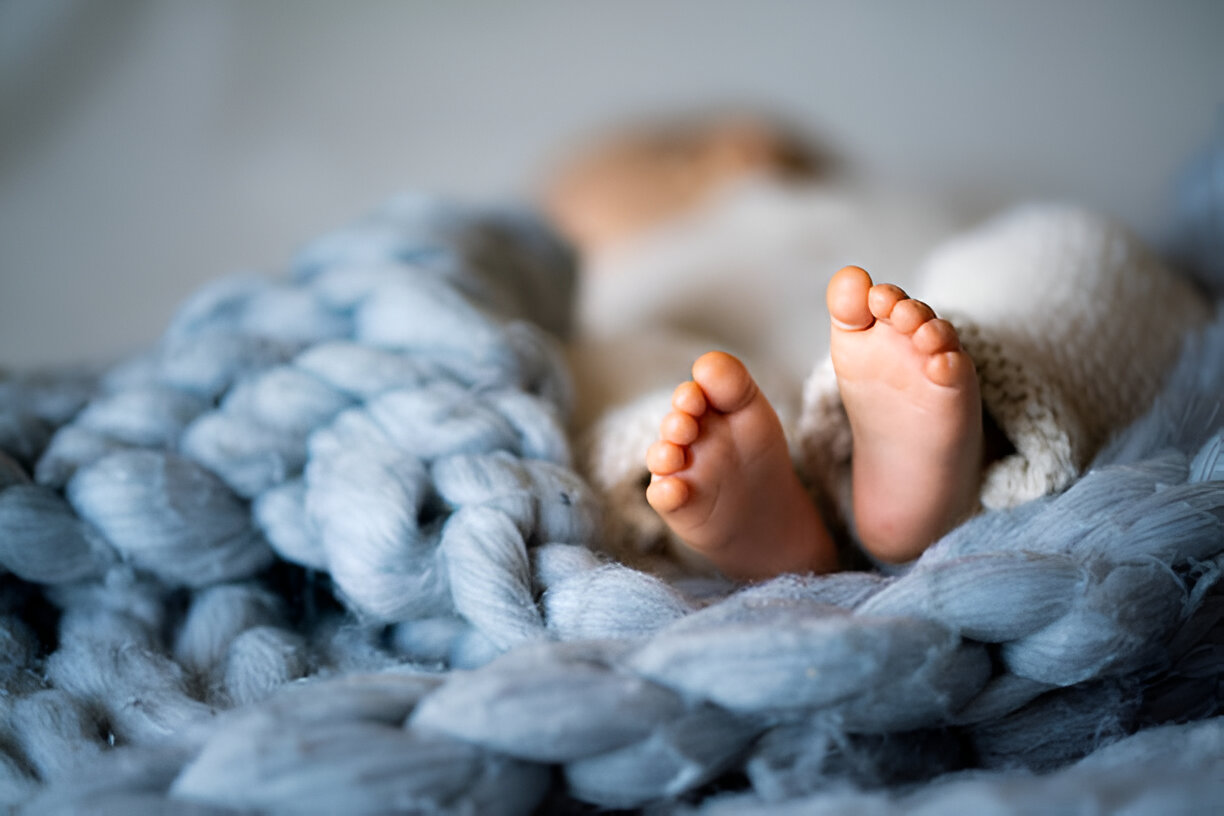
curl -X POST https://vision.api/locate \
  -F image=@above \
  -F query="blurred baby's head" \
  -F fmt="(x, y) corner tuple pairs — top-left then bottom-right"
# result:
(542, 111), (828, 256)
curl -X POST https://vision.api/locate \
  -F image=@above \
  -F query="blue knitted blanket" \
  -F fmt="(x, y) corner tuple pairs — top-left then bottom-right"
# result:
(1, 189), (1222, 814)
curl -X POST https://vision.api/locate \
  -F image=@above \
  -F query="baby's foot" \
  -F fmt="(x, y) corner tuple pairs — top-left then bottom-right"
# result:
(645, 351), (836, 580)
(827, 266), (984, 563)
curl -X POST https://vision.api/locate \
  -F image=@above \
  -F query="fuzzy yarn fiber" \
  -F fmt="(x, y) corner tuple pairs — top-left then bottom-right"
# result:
(1, 191), (1223, 814)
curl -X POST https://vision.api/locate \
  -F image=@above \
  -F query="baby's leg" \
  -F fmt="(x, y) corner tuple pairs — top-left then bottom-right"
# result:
(645, 352), (837, 580)
(828, 266), (983, 563)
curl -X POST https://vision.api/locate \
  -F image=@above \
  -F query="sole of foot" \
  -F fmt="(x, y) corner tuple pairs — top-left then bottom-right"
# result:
(827, 265), (984, 563)
(645, 351), (836, 580)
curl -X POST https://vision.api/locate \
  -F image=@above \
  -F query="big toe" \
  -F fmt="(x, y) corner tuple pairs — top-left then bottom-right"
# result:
(691, 351), (758, 413)
(827, 266), (875, 330)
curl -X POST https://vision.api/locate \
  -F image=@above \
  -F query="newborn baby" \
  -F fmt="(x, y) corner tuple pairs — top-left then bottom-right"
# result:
(542, 113), (1209, 579)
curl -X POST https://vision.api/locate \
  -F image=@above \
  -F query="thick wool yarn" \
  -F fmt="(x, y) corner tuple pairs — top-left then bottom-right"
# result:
(1, 193), (1223, 813)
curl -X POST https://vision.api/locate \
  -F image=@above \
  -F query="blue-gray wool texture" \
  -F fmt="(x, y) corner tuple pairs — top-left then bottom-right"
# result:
(1, 190), (1223, 814)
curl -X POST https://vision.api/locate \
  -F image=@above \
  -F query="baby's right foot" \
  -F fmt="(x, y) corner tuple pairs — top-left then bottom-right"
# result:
(645, 351), (836, 580)
(827, 266), (984, 563)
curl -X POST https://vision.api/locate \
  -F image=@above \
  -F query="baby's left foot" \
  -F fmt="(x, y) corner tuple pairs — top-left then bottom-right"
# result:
(645, 352), (836, 580)
(828, 266), (984, 563)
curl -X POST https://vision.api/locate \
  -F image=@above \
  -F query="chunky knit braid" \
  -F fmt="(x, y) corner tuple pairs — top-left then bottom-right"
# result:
(1, 194), (1222, 813)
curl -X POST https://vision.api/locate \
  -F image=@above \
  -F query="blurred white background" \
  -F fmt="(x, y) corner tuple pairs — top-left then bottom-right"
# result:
(2, 0), (1222, 368)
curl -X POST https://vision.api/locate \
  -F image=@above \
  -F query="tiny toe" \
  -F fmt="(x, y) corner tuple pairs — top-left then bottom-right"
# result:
(691, 351), (758, 413)
(925, 349), (975, 387)
(672, 381), (707, 416)
(912, 318), (961, 355)
(646, 440), (688, 475)
(646, 475), (690, 513)
(827, 266), (875, 330)
(888, 298), (937, 334)
(661, 410), (699, 445)
(867, 284), (907, 320)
